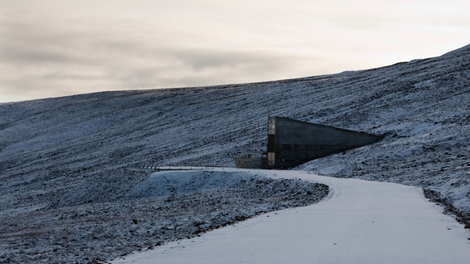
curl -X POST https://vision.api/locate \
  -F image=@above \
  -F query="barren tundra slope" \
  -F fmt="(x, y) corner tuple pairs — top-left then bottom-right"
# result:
(1, 44), (470, 262)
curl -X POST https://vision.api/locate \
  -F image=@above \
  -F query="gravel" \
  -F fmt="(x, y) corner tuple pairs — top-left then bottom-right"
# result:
(0, 171), (328, 263)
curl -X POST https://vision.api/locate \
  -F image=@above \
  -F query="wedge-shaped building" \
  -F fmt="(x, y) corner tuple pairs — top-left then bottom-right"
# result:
(266, 116), (383, 168)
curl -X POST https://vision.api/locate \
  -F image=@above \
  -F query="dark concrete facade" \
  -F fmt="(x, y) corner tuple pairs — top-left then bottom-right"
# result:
(267, 116), (383, 168)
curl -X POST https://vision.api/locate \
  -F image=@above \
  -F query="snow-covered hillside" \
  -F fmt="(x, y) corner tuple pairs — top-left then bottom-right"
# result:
(1, 43), (470, 262)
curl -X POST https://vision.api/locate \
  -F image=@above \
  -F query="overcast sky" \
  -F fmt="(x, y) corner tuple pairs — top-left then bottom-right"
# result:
(1, 0), (470, 102)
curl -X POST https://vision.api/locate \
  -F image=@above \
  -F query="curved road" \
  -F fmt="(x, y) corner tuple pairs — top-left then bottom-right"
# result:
(114, 170), (470, 264)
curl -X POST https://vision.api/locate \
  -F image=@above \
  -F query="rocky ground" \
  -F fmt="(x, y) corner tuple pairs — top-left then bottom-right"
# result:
(0, 171), (328, 263)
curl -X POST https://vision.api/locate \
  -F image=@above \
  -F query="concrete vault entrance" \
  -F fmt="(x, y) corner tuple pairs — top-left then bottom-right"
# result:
(266, 116), (383, 168)
(236, 116), (383, 169)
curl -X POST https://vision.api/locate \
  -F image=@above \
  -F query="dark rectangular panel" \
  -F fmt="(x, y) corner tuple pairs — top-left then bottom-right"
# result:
(267, 135), (276, 152)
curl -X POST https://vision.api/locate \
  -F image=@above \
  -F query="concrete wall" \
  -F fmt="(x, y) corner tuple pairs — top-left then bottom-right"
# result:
(267, 116), (383, 168)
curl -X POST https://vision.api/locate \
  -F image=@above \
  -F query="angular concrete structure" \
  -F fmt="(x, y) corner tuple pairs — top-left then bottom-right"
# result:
(267, 116), (383, 168)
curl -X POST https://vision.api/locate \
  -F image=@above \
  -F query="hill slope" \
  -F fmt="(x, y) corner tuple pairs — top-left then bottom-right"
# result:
(1, 44), (470, 260)
(2, 44), (470, 212)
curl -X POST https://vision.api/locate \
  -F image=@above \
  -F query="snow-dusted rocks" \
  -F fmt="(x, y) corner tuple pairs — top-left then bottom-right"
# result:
(0, 170), (328, 263)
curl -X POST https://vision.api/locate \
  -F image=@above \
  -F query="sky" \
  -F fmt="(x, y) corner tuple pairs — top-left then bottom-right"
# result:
(1, 0), (470, 103)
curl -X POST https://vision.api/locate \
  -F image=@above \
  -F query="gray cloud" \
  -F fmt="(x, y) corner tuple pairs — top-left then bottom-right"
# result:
(1, 0), (469, 102)
(0, 5), (312, 102)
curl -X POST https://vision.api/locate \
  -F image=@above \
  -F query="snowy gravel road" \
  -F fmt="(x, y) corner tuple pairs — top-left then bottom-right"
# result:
(114, 169), (470, 264)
